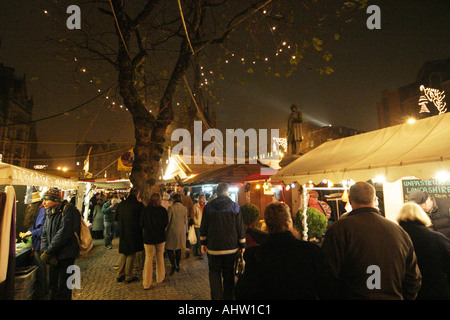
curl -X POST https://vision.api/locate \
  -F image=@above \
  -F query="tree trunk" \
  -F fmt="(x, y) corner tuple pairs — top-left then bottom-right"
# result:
(112, 1), (202, 204)
(126, 39), (192, 204)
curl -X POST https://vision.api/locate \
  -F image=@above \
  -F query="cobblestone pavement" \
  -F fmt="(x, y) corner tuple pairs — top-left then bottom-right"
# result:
(73, 238), (211, 300)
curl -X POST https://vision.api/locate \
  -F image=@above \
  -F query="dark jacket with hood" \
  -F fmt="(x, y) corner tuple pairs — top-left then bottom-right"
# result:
(200, 195), (246, 255)
(41, 201), (81, 261)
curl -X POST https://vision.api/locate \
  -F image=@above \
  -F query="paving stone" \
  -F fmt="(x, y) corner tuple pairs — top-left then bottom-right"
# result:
(72, 238), (211, 300)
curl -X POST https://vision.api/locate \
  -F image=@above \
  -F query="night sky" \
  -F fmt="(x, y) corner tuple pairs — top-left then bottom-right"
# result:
(0, 0), (449, 167)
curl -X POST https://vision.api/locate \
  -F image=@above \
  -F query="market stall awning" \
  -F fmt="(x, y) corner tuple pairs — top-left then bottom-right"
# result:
(161, 154), (230, 183)
(271, 113), (450, 184)
(79, 178), (131, 190)
(184, 162), (272, 186)
(243, 168), (279, 182)
(0, 162), (78, 189)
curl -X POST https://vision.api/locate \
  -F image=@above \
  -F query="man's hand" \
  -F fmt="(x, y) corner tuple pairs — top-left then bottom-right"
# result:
(201, 245), (208, 254)
(40, 251), (58, 266)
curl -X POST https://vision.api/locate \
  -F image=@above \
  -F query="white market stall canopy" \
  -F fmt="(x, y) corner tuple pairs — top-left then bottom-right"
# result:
(271, 113), (450, 185)
(79, 178), (131, 190)
(0, 162), (78, 189)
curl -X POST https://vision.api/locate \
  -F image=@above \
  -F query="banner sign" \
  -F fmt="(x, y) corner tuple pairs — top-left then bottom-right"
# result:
(402, 178), (450, 202)
(117, 149), (134, 171)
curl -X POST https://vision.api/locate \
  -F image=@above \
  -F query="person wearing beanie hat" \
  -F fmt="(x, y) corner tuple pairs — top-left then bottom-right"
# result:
(41, 186), (81, 300)
(408, 190), (429, 205)
(41, 188), (62, 203)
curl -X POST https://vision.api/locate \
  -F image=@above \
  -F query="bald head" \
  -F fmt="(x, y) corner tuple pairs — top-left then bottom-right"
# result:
(349, 182), (376, 208)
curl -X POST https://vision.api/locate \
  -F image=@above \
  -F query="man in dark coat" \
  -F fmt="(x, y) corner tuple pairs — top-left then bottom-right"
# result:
(40, 188), (81, 300)
(235, 202), (327, 300)
(200, 182), (246, 300)
(321, 181), (422, 300)
(115, 188), (144, 283)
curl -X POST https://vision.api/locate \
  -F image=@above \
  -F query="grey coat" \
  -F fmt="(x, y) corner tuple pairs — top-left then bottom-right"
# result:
(165, 202), (187, 250)
(92, 201), (104, 231)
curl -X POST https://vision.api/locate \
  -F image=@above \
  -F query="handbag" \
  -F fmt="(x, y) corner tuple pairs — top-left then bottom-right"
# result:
(188, 225), (197, 245)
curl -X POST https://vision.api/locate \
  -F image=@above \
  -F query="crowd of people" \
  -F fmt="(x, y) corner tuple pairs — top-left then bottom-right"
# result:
(19, 181), (450, 300)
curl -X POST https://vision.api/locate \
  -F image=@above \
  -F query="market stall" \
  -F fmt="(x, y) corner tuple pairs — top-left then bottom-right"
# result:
(184, 162), (272, 205)
(271, 113), (450, 238)
(0, 162), (79, 299)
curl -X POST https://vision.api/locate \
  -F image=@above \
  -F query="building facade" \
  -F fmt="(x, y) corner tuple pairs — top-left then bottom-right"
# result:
(75, 141), (131, 179)
(377, 57), (450, 128)
(297, 121), (364, 155)
(0, 63), (36, 168)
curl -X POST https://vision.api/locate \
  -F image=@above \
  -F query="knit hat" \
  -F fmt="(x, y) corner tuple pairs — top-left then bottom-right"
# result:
(31, 192), (41, 203)
(41, 188), (62, 202)
(408, 190), (428, 205)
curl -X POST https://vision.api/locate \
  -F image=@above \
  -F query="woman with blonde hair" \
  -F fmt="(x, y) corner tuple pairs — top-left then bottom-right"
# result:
(397, 202), (450, 300)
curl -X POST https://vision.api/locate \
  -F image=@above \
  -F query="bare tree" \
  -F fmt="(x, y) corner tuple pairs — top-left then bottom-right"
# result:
(41, 0), (366, 203)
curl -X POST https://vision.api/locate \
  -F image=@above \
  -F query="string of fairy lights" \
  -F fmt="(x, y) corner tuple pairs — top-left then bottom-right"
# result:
(24, 3), (335, 166)
(37, 4), (331, 116)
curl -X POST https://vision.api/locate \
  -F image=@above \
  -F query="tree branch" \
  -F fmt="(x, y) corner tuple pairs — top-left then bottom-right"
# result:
(130, 0), (159, 30)
(194, 0), (274, 52)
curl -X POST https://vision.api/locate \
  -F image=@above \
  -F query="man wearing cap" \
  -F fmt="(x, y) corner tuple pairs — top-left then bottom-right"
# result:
(408, 190), (450, 239)
(40, 188), (81, 300)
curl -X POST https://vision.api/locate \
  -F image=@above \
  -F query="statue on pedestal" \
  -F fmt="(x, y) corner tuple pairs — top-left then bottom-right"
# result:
(287, 104), (303, 155)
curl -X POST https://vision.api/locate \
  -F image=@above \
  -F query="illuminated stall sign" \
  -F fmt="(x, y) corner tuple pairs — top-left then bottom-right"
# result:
(403, 179), (450, 200)
(418, 85), (447, 116)
(402, 178), (450, 220)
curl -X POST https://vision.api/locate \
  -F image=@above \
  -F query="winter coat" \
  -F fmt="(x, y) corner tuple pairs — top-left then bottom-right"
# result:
(192, 202), (204, 228)
(236, 231), (327, 300)
(116, 196), (144, 255)
(92, 201), (104, 231)
(321, 206), (422, 300)
(245, 227), (269, 248)
(140, 205), (169, 245)
(427, 197), (450, 239)
(399, 220), (450, 299)
(165, 202), (187, 250)
(200, 195), (246, 255)
(28, 205), (46, 252)
(102, 200), (118, 223)
(41, 201), (81, 261)
(181, 194), (194, 220)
